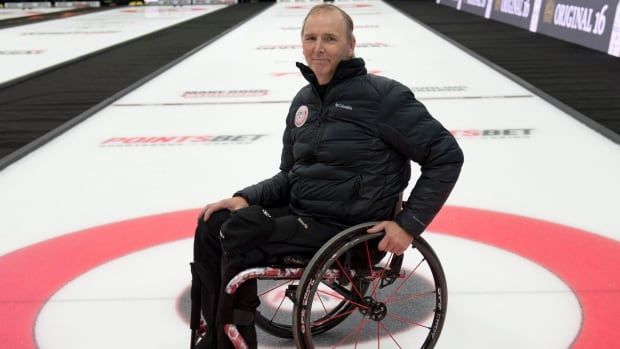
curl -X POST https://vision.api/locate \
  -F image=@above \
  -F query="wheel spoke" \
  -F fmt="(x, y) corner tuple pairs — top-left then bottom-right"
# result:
(370, 253), (394, 298)
(317, 289), (369, 310)
(335, 258), (365, 300)
(383, 290), (435, 306)
(365, 241), (374, 278)
(317, 290), (329, 315)
(332, 317), (369, 348)
(379, 321), (402, 349)
(270, 288), (288, 322)
(311, 308), (356, 327)
(385, 311), (431, 330)
(386, 258), (424, 304)
(258, 280), (291, 297)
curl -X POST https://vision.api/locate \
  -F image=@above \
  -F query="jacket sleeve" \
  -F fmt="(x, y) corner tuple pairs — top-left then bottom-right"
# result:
(378, 81), (464, 236)
(233, 109), (295, 207)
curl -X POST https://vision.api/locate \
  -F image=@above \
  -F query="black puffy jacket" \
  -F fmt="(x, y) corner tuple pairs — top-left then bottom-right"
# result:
(235, 58), (463, 236)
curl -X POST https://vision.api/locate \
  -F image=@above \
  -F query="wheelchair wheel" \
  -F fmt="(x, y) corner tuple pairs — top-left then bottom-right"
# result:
(255, 279), (300, 338)
(256, 274), (370, 338)
(292, 222), (447, 348)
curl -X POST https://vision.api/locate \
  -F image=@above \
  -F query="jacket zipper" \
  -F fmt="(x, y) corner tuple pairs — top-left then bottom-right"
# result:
(312, 85), (327, 156)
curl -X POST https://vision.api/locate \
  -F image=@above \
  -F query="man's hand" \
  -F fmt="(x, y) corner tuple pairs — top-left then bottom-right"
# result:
(200, 196), (249, 222)
(367, 221), (413, 256)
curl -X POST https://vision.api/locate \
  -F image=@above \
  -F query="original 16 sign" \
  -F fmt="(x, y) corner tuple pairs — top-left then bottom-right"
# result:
(537, 0), (618, 50)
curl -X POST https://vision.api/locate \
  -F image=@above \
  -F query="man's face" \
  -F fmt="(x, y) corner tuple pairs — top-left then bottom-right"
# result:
(302, 9), (355, 85)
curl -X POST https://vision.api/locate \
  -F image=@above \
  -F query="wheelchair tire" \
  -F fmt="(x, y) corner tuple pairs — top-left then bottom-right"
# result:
(292, 222), (448, 348)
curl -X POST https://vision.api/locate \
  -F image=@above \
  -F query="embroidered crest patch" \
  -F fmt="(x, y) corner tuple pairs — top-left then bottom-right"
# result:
(294, 105), (309, 127)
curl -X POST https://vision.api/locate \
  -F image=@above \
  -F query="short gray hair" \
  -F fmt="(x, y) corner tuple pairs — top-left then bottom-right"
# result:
(301, 4), (354, 41)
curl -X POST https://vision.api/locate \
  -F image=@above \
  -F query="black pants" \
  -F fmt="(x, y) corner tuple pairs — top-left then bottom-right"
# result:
(192, 206), (341, 349)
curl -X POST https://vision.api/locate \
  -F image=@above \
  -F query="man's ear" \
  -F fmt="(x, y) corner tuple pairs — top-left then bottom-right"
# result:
(349, 35), (356, 58)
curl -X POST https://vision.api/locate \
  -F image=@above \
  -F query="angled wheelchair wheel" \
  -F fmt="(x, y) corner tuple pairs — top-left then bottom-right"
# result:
(255, 278), (300, 338)
(292, 223), (447, 348)
(256, 273), (371, 338)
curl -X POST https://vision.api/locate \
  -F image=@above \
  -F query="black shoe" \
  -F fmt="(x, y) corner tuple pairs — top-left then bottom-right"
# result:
(193, 336), (216, 349)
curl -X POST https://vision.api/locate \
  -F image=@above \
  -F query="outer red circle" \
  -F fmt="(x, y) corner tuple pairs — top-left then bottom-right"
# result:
(0, 206), (618, 348)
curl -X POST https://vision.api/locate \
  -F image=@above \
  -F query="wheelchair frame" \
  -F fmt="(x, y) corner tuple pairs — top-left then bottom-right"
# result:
(191, 222), (448, 349)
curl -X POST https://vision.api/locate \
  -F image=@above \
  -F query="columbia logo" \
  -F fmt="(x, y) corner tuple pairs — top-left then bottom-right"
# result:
(335, 103), (353, 110)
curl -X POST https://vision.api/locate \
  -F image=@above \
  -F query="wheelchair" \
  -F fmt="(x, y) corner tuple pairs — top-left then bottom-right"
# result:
(190, 221), (447, 349)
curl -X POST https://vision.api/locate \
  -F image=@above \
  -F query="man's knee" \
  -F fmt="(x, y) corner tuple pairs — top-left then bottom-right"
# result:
(196, 209), (230, 237)
(220, 206), (274, 257)
(194, 209), (231, 260)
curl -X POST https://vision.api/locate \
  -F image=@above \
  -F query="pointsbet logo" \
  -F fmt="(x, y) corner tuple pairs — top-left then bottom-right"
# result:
(100, 134), (267, 147)
(20, 31), (121, 35)
(0, 49), (44, 55)
(410, 85), (468, 92)
(450, 128), (535, 139)
(182, 90), (268, 98)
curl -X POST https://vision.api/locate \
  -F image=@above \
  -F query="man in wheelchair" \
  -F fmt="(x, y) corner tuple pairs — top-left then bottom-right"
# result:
(191, 4), (463, 348)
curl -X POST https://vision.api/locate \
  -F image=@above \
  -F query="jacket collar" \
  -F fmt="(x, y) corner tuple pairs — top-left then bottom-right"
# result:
(296, 57), (367, 88)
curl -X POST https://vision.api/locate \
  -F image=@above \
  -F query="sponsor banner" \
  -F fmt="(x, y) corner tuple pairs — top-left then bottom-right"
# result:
(192, 0), (238, 4)
(609, 3), (620, 55)
(280, 24), (380, 31)
(538, 0), (619, 54)
(54, 1), (101, 8)
(0, 8), (66, 20)
(411, 85), (469, 93)
(437, 0), (461, 9)
(3, 1), (52, 8)
(20, 31), (121, 36)
(0, 49), (45, 55)
(99, 134), (267, 147)
(181, 89), (269, 98)
(460, 0), (492, 17)
(438, 0), (620, 56)
(275, 1), (381, 17)
(155, 0), (192, 6)
(488, 0), (543, 30)
(451, 127), (535, 139)
(256, 42), (388, 50)
(276, 0), (323, 3)
(276, 0), (380, 2)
